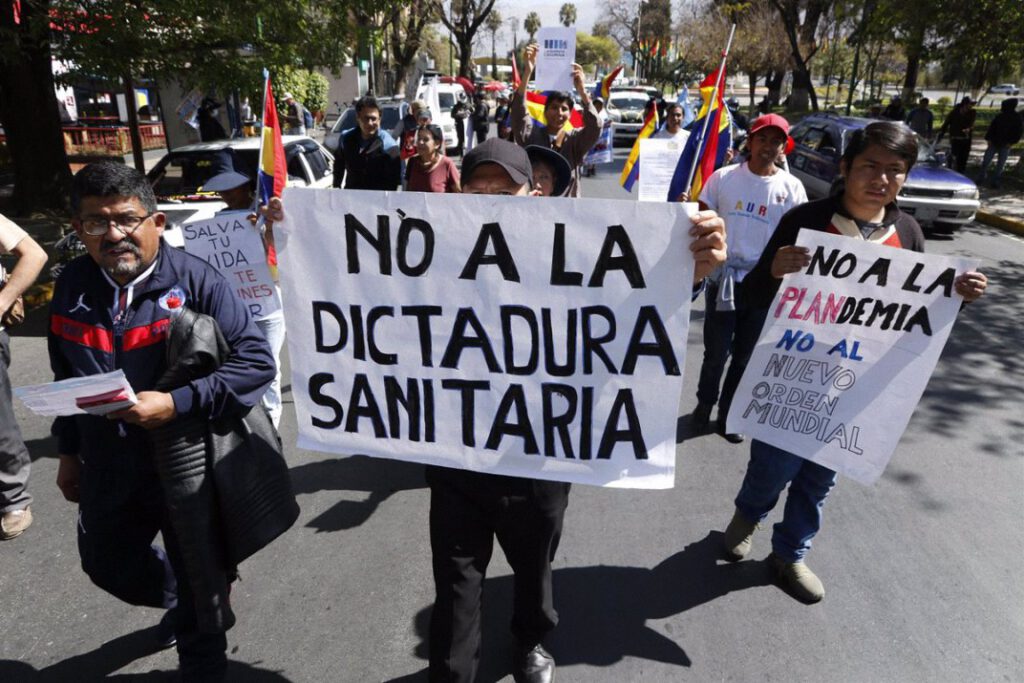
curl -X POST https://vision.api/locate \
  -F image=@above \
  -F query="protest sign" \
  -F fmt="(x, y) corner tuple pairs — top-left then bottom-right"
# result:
(181, 211), (281, 318)
(638, 138), (687, 203)
(726, 230), (977, 484)
(584, 121), (614, 166)
(278, 188), (697, 488)
(535, 27), (577, 92)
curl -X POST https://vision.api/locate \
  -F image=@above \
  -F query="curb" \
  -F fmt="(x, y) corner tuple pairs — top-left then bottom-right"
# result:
(976, 210), (1024, 237)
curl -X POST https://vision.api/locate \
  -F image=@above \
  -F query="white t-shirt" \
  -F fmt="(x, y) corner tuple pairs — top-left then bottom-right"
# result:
(651, 127), (690, 145)
(698, 162), (807, 281)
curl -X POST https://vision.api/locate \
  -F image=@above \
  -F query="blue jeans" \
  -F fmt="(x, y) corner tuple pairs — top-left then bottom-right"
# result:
(980, 143), (1011, 185)
(255, 307), (286, 428)
(696, 280), (767, 418)
(734, 440), (838, 562)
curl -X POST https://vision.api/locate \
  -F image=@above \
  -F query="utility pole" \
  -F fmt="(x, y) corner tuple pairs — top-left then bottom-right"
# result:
(636, 0), (645, 82)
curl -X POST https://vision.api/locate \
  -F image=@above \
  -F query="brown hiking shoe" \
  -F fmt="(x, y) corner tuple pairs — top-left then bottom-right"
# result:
(768, 553), (825, 603)
(1, 506), (33, 540)
(722, 509), (759, 561)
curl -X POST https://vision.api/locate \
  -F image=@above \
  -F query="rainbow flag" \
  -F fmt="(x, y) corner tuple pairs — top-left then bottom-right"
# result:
(257, 69), (286, 206)
(666, 65), (732, 202)
(592, 65), (624, 100)
(525, 91), (584, 133)
(619, 105), (659, 192)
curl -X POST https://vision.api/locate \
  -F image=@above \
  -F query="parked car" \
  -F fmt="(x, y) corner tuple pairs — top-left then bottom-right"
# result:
(148, 136), (335, 247)
(606, 90), (650, 145)
(787, 114), (979, 233)
(990, 83), (1020, 95)
(413, 81), (467, 155)
(323, 100), (408, 153)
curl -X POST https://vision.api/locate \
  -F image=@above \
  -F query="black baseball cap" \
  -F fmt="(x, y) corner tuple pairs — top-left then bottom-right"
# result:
(461, 138), (533, 188)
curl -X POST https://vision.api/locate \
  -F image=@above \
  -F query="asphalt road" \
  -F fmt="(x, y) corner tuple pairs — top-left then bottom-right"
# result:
(1, 147), (1022, 682)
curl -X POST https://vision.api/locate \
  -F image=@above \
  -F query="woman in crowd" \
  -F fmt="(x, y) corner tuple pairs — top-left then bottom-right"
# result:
(405, 124), (461, 193)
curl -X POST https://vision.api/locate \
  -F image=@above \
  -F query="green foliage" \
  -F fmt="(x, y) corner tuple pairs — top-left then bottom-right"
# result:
(46, 1), (392, 92)
(559, 3), (577, 27)
(524, 12), (542, 40)
(304, 71), (329, 113)
(576, 32), (621, 69)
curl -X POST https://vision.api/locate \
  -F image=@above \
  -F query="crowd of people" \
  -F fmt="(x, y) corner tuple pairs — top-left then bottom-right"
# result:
(0, 41), (997, 683)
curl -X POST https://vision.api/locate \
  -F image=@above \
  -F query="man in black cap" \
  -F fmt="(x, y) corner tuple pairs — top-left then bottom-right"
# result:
(427, 138), (728, 683)
(258, 138), (728, 683)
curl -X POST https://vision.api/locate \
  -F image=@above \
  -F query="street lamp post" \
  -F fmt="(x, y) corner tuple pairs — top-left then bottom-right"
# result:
(636, 0), (645, 82)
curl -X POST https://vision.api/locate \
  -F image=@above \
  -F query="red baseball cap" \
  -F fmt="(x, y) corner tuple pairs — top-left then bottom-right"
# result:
(749, 113), (795, 154)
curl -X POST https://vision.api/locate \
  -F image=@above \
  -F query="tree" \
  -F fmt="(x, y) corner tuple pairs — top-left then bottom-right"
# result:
(576, 32), (621, 71)
(935, 0), (1024, 95)
(524, 12), (542, 41)
(769, 0), (834, 111)
(387, 0), (437, 95)
(485, 10), (503, 79)
(435, 0), (499, 78)
(0, 0), (72, 213)
(0, 0), (378, 213)
(559, 3), (577, 27)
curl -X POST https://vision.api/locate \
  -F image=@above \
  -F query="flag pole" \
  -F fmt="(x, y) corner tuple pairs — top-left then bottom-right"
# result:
(683, 23), (736, 196)
(254, 68), (270, 214)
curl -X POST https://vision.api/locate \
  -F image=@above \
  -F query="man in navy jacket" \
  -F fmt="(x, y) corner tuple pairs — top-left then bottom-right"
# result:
(49, 162), (275, 681)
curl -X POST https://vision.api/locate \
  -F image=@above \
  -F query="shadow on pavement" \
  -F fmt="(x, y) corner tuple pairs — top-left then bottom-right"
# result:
(913, 254), (1024, 456)
(1, 629), (294, 681)
(288, 455), (426, 532)
(399, 532), (774, 681)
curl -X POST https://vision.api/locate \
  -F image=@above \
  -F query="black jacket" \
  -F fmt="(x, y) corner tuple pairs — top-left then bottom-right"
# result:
(985, 101), (1023, 147)
(152, 308), (299, 633)
(332, 127), (401, 190)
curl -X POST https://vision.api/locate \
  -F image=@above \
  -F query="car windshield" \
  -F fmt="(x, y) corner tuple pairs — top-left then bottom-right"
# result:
(914, 135), (940, 163)
(149, 149), (259, 198)
(381, 106), (402, 130)
(610, 96), (648, 110)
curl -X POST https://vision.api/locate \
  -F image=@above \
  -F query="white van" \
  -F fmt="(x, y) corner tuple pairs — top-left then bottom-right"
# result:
(415, 80), (468, 154)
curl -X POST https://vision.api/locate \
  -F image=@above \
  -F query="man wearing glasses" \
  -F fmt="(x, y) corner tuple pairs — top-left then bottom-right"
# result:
(48, 162), (275, 681)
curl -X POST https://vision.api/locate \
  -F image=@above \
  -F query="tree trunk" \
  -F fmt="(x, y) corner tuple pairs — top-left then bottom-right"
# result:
(748, 72), (757, 111)
(900, 23), (925, 102)
(0, 0), (73, 214)
(458, 37), (473, 78)
(766, 70), (785, 106)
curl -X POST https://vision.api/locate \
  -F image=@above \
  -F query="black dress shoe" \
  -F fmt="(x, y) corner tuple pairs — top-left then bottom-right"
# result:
(715, 417), (745, 443)
(513, 643), (555, 683)
(156, 608), (177, 649)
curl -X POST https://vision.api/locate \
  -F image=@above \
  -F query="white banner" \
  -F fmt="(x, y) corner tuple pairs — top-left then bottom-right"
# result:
(278, 188), (697, 488)
(181, 211), (281, 318)
(584, 122), (614, 166)
(638, 138), (686, 203)
(726, 230), (977, 484)
(535, 27), (577, 92)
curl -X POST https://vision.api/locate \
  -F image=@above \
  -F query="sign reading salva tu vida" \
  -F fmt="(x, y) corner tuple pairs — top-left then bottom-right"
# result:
(181, 210), (281, 318)
(278, 188), (698, 489)
(726, 229), (978, 485)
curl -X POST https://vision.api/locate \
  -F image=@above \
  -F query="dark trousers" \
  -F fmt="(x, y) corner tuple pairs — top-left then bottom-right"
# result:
(0, 331), (31, 513)
(949, 138), (971, 173)
(696, 281), (768, 419)
(474, 124), (488, 144)
(455, 120), (466, 155)
(77, 453), (228, 681)
(426, 466), (570, 683)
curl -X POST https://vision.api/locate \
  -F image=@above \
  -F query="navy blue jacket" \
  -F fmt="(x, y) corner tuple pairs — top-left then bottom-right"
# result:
(49, 242), (275, 461)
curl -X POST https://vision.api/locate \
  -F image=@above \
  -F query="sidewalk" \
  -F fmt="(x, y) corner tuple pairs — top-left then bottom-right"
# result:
(976, 185), (1024, 235)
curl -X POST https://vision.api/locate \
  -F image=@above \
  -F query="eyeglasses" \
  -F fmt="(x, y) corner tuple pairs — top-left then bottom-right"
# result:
(79, 213), (154, 236)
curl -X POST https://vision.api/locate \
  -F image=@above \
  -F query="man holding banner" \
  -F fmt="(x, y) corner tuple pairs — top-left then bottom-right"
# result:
(512, 43), (601, 197)
(692, 114), (806, 443)
(720, 122), (987, 604)
(261, 137), (728, 683)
